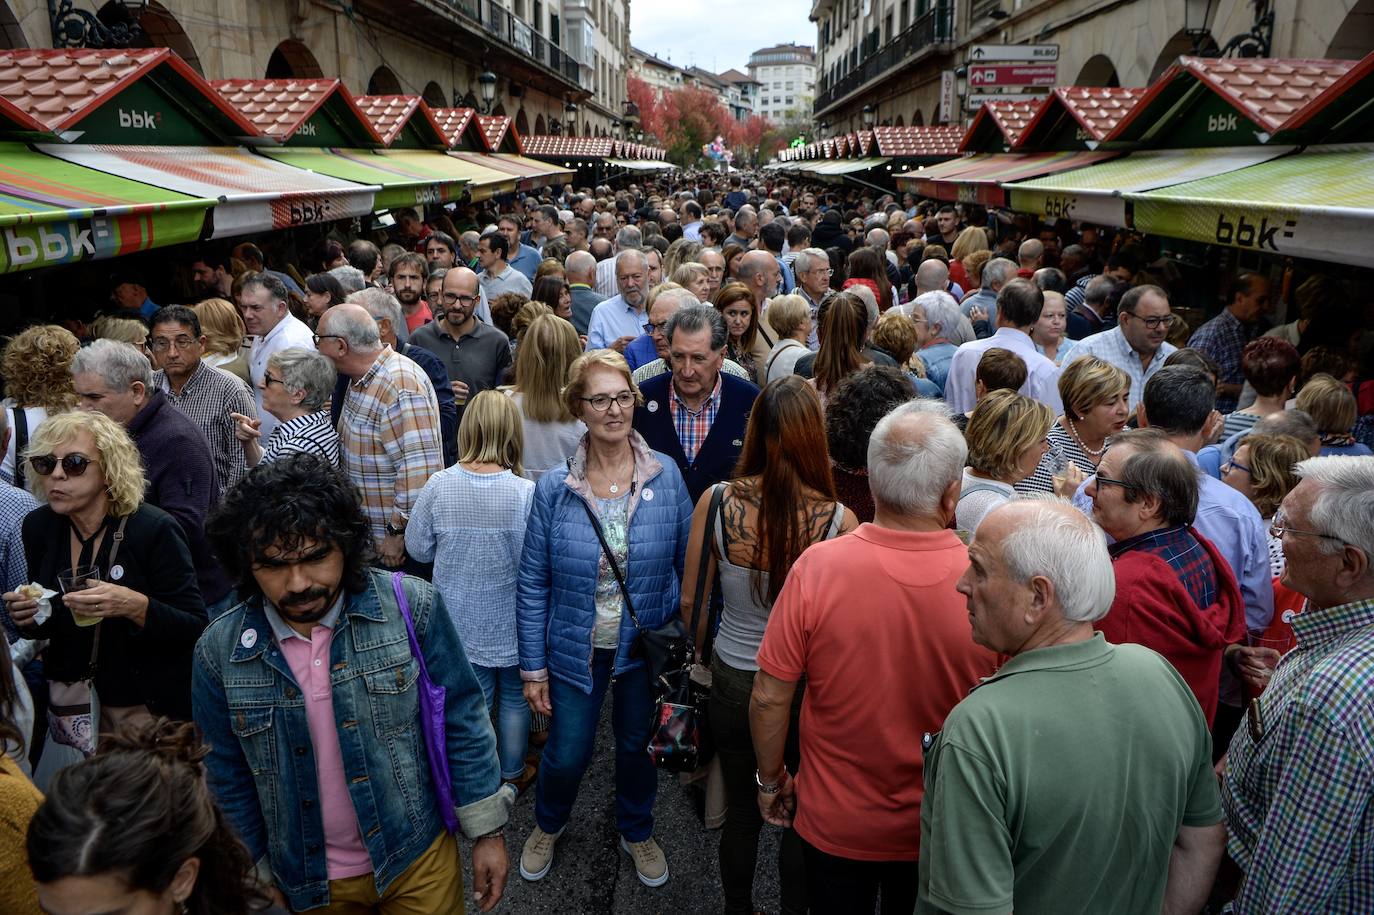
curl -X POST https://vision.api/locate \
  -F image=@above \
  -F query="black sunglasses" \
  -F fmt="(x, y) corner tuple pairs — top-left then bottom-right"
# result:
(30, 453), (97, 477)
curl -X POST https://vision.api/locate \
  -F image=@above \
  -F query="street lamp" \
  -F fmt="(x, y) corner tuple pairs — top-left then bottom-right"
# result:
(49, 0), (148, 48)
(818, 120), (829, 138)
(1183, 0), (1215, 50)
(478, 71), (498, 113)
(862, 104), (876, 130)
(1185, 0), (1272, 56)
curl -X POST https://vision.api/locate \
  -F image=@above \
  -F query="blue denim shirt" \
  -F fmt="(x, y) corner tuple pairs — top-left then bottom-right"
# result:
(192, 569), (508, 912)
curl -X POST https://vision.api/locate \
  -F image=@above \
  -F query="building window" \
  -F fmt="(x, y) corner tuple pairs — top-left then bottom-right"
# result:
(534, 0), (543, 32)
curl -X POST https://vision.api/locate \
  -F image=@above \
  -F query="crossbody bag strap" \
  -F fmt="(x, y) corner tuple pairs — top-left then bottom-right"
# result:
(576, 495), (642, 631)
(85, 514), (129, 677)
(691, 483), (727, 663)
(11, 407), (27, 490)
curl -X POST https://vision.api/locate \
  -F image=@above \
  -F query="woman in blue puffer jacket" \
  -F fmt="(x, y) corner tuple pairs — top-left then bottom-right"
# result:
(516, 349), (693, 890)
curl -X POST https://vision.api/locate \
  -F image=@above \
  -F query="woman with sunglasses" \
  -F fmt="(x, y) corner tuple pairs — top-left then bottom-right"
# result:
(2, 411), (205, 736)
(230, 347), (339, 469)
(515, 350), (692, 889)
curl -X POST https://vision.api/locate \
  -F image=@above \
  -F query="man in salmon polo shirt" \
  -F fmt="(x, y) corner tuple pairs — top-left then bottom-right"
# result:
(751, 398), (998, 913)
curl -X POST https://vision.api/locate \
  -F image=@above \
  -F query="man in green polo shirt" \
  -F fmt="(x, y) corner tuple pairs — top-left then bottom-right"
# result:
(918, 499), (1225, 915)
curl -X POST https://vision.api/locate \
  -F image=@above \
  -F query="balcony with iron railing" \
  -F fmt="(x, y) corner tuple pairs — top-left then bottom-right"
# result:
(814, 2), (954, 114)
(402, 0), (583, 88)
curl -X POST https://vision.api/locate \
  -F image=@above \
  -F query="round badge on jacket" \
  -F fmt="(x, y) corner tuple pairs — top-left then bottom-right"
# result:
(647, 400), (659, 413)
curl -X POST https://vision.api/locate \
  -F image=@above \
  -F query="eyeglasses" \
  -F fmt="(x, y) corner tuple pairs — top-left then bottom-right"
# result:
(808, 267), (835, 276)
(312, 334), (345, 346)
(1123, 311), (1177, 330)
(1092, 474), (1139, 491)
(439, 292), (480, 307)
(1221, 459), (1252, 476)
(148, 335), (198, 353)
(580, 391), (636, 412)
(643, 321), (668, 334)
(1269, 512), (1346, 544)
(29, 453), (97, 477)
(262, 372), (286, 388)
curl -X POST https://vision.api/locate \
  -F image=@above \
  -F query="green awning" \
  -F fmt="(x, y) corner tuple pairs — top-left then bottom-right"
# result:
(0, 141), (211, 274)
(1127, 144), (1374, 268)
(369, 149), (518, 201)
(1003, 146), (1292, 227)
(811, 157), (892, 176)
(258, 147), (468, 210)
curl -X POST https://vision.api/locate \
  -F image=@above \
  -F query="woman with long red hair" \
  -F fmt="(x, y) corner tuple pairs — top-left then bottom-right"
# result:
(679, 375), (858, 915)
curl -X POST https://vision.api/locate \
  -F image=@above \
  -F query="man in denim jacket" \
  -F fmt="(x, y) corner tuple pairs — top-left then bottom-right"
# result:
(193, 454), (510, 912)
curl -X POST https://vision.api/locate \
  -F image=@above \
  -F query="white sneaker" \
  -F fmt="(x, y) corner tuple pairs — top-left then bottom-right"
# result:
(519, 824), (564, 881)
(620, 835), (670, 887)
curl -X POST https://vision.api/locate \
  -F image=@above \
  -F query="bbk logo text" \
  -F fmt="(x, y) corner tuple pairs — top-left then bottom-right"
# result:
(118, 109), (161, 129)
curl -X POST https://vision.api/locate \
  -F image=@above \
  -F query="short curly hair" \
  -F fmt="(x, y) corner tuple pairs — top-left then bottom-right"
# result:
(206, 453), (374, 601)
(1, 324), (79, 411)
(824, 365), (915, 469)
(25, 410), (145, 517)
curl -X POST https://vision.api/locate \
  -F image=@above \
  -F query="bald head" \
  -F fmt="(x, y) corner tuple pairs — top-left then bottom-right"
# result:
(738, 250), (782, 304)
(866, 227), (890, 251)
(1018, 238), (1044, 269)
(565, 250), (596, 284)
(915, 258), (949, 295)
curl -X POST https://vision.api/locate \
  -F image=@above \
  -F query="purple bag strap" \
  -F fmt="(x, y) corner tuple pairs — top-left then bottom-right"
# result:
(391, 572), (429, 676)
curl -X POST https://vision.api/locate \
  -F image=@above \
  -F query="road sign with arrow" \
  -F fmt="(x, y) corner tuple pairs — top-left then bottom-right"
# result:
(969, 44), (1059, 63)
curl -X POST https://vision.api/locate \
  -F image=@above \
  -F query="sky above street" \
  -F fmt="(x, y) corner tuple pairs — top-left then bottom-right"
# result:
(630, 0), (817, 75)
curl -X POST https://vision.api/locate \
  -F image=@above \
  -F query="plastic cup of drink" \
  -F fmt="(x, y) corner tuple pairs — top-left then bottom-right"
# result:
(59, 565), (101, 627)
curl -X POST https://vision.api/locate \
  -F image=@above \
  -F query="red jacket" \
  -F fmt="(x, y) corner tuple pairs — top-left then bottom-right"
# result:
(1096, 528), (1246, 723)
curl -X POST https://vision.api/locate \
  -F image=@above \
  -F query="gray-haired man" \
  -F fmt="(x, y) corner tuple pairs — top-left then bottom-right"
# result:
(919, 498), (1225, 915)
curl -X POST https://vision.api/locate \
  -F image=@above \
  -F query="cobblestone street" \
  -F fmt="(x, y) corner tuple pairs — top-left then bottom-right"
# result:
(462, 704), (783, 914)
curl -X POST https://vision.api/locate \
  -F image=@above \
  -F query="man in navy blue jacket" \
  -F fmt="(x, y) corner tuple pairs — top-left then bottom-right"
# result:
(633, 304), (759, 506)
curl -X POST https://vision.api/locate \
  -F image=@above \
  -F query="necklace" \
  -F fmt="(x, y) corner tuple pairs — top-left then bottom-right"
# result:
(1064, 416), (1109, 457)
(595, 451), (634, 494)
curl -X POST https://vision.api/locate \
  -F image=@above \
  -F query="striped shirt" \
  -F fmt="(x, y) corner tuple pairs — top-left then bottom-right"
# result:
(154, 362), (257, 498)
(337, 347), (444, 543)
(1222, 597), (1374, 914)
(1015, 422), (1102, 495)
(668, 374), (722, 463)
(261, 411), (340, 468)
(404, 466), (534, 668)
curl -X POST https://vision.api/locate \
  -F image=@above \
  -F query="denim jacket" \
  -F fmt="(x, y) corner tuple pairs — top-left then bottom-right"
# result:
(192, 569), (508, 912)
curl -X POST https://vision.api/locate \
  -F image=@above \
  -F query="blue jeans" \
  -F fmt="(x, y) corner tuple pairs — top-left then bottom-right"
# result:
(534, 648), (657, 841)
(472, 664), (530, 780)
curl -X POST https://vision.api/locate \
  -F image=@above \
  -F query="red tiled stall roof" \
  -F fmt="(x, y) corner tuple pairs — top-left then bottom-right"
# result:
(1107, 55), (1355, 143)
(871, 125), (964, 158)
(1273, 50), (1374, 140)
(210, 78), (382, 145)
(430, 106), (489, 150)
(519, 135), (616, 159)
(960, 98), (1041, 152)
(0, 47), (259, 138)
(855, 130), (873, 156)
(354, 94), (443, 147)
(1014, 86), (1147, 148)
(476, 114), (515, 152)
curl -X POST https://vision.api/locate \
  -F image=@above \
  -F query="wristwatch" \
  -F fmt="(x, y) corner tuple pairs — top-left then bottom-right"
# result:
(755, 770), (783, 794)
(385, 520), (406, 537)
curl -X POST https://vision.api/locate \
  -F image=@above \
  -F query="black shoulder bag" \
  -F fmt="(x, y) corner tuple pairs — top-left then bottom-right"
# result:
(578, 483), (726, 772)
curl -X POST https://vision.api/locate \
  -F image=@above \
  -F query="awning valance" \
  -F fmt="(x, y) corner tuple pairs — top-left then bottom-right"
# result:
(0, 141), (210, 273)
(893, 155), (986, 198)
(809, 157), (892, 176)
(258, 147), (467, 210)
(607, 158), (675, 171)
(368, 149), (517, 201)
(1127, 144), (1374, 268)
(1003, 146), (1293, 226)
(895, 152), (1112, 205)
(38, 144), (377, 237)
(447, 151), (574, 189)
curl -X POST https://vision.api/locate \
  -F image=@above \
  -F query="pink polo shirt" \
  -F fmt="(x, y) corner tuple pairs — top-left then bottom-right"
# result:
(268, 602), (372, 880)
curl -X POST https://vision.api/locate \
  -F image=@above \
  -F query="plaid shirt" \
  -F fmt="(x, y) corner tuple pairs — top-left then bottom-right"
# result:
(667, 373), (722, 464)
(1222, 597), (1374, 914)
(1188, 308), (1256, 412)
(1109, 524), (1217, 609)
(337, 347), (444, 542)
(0, 482), (37, 642)
(155, 362), (257, 497)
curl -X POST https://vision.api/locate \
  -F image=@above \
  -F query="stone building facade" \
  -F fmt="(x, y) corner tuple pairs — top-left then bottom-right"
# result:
(2, 0), (633, 137)
(811, 0), (1373, 135)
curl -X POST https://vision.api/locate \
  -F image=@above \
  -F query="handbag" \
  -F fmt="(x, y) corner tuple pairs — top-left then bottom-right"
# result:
(579, 483), (726, 773)
(390, 572), (460, 834)
(47, 515), (128, 756)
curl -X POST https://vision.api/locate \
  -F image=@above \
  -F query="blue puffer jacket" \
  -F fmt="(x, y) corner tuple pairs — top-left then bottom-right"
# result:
(517, 431), (692, 693)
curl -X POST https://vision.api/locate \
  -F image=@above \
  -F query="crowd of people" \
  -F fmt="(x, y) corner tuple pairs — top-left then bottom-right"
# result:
(0, 167), (1371, 915)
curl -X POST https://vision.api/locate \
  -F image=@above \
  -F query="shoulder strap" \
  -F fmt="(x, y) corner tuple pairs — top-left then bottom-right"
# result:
(105, 514), (130, 570)
(692, 484), (727, 662)
(390, 572), (433, 681)
(824, 501), (845, 540)
(576, 495), (642, 631)
(11, 407), (27, 490)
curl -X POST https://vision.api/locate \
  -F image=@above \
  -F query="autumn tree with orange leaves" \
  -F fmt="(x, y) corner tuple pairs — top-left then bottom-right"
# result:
(628, 73), (791, 166)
